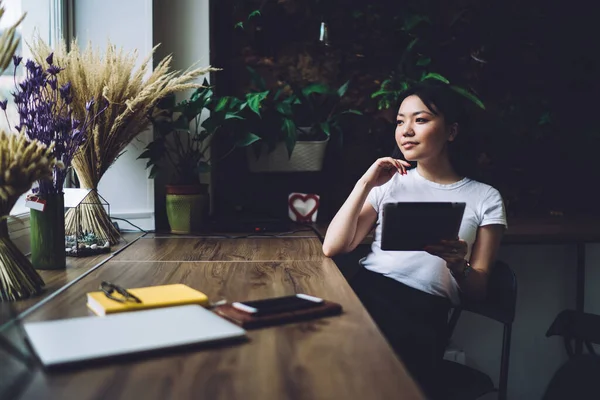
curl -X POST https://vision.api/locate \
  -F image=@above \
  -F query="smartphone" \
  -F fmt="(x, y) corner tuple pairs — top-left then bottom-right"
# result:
(232, 294), (323, 316)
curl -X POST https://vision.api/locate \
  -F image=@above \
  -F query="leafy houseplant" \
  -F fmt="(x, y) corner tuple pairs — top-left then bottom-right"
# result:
(140, 80), (257, 232)
(370, 13), (485, 112)
(243, 68), (362, 172)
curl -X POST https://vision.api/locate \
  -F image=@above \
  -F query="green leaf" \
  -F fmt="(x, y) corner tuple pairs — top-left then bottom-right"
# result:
(137, 149), (152, 160)
(276, 102), (292, 117)
(224, 113), (244, 120)
(449, 85), (486, 110)
(235, 132), (261, 147)
(371, 90), (391, 99)
(337, 80), (350, 98)
(341, 109), (363, 115)
(246, 90), (269, 116)
(421, 72), (450, 84)
(234, 21), (244, 30)
(201, 116), (220, 134)
(406, 37), (419, 53)
(302, 83), (330, 97)
(416, 57), (431, 66)
(320, 122), (331, 137)
(248, 10), (261, 20)
(149, 165), (159, 179)
(538, 111), (551, 125)
(214, 97), (229, 112)
(246, 66), (266, 91)
(282, 118), (297, 158)
(402, 14), (431, 31)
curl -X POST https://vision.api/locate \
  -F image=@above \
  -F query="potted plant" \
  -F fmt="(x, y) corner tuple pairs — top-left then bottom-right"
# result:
(243, 68), (362, 172)
(140, 79), (257, 233)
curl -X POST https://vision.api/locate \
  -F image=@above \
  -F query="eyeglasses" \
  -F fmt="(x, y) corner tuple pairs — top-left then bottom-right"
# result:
(100, 281), (142, 304)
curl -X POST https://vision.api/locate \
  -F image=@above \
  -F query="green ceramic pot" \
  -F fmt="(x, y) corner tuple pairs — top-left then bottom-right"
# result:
(30, 192), (66, 270)
(165, 185), (209, 234)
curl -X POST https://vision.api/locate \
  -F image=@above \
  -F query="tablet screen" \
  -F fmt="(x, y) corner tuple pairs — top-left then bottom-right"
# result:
(380, 202), (466, 251)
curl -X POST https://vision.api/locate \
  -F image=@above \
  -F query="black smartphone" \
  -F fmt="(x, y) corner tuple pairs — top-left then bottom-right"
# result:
(231, 294), (324, 316)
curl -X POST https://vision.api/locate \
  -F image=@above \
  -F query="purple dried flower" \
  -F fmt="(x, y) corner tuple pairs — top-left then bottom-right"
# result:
(86, 98), (95, 112)
(0, 100), (7, 111)
(59, 82), (71, 99)
(2, 54), (105, 195)
(47, 65), (62, 75)
(25, 59), (36, 72)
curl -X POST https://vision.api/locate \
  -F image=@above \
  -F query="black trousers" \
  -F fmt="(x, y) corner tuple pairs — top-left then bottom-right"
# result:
(350, 267), (451, 399)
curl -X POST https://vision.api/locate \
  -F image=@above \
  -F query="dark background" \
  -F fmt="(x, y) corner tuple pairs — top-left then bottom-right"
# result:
(209, 0), (600, 223)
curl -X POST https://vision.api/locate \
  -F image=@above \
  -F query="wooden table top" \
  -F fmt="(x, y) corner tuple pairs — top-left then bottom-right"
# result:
(9, 232), (145, 315)
(8, 234), (423, 400)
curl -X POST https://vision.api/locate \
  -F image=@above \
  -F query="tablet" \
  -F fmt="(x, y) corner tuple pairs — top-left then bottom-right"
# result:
(380, 202), (466, 251)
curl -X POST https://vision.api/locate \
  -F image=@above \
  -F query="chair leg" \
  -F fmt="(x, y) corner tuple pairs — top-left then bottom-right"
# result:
(498, 324), (512, 400)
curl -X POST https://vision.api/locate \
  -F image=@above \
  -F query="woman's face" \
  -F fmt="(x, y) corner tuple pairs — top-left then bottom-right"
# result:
(395, 95), (456, 162)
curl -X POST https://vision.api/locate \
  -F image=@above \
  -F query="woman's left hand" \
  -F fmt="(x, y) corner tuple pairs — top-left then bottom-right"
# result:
(423, 239), (468, 271)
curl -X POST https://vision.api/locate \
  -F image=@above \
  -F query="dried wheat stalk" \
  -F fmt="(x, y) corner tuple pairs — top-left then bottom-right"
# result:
(29, 37), (216, 244)
(0, 131), (58, 301)
(0, 1), (24, 74)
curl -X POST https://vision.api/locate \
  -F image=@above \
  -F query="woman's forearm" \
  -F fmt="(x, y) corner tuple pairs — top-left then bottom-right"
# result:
(322, 179), (372, 257)
(451, 263), (489, 301)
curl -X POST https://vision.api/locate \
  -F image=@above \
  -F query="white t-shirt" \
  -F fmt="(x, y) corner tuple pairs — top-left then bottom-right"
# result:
(360, 168), (507, 305)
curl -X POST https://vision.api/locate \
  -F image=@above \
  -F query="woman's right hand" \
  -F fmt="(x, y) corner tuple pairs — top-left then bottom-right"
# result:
(360, 157), (411, 189)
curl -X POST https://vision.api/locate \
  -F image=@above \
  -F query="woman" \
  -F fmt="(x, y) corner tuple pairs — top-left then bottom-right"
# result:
(322, 81), (507, 398)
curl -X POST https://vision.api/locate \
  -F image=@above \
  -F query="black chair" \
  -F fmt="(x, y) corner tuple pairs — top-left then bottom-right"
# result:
(440, 260), (517, 400)
(541, 310), (600, 400)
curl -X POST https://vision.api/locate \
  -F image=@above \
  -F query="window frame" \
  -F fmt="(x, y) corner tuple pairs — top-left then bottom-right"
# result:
(7, 0), (69, 238)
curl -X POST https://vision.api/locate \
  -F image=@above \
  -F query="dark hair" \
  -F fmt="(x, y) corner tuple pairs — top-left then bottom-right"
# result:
(391, 80), (477, 178)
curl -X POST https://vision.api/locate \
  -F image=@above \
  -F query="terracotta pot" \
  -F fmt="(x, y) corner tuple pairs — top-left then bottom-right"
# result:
(165, 184), (207, 195)
(165, 184), (209, 233)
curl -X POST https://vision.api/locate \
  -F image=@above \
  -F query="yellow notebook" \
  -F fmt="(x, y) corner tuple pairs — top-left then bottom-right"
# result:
(86, 284), (210, 316)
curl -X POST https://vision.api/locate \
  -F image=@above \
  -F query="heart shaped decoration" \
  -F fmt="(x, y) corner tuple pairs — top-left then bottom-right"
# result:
(288, 193), (320, 222)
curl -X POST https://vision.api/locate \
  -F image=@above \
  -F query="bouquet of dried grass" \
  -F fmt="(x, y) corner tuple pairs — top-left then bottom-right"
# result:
(29, 37), (216, 244)
(0, 131), (58, 301)
(0, 1), (24, 73)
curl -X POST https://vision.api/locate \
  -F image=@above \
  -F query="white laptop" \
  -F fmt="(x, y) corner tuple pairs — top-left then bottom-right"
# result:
(23, 305), (246, 368)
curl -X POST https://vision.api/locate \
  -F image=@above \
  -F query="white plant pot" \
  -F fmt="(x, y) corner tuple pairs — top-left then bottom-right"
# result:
(246, 136), (330, 172)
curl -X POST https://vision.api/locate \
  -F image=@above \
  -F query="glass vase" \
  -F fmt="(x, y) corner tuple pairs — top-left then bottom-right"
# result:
(30, 192), (66, 270)
(0, 219), (45, 301)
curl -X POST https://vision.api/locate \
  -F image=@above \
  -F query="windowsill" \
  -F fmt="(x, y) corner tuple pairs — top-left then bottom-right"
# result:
(8, 193), (31, 237)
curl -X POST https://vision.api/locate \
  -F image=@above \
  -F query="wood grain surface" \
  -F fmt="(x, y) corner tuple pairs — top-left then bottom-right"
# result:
(10, 236), (424, 400)
(10, 232), (144, 315)
(112, 236), (326, 262)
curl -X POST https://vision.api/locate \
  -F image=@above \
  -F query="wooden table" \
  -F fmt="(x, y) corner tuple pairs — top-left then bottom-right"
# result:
(4, 233), (424, 400)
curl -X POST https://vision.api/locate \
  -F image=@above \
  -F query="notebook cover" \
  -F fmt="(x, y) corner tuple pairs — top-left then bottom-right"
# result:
(86, 284), (209, 316)
(23, 305), (246, 368)
(213, 300), (343, 329)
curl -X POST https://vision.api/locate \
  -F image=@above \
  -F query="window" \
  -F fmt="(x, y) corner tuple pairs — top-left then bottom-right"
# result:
(1, 0), (66, 217)
(0, 1), (23, 134)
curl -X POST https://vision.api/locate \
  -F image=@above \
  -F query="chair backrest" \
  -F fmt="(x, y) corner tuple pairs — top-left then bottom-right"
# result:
(463, 260), (517, 324)
(448, 260), (517, 337)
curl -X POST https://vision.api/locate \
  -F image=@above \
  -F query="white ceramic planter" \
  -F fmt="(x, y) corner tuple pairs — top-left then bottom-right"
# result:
(246, 136), (329, 172)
